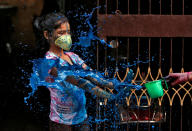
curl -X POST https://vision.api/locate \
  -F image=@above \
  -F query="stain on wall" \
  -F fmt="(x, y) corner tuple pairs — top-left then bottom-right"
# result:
(0, 0), (44, 47)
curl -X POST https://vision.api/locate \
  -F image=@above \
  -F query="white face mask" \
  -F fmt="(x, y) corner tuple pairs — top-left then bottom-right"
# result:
(55, 35), (72, 51)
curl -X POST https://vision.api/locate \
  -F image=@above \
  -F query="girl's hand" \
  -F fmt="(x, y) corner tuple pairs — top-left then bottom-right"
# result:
(82, 63), (92, 71)
(45, 67), (58, 83)
(49, 67), (58, 77)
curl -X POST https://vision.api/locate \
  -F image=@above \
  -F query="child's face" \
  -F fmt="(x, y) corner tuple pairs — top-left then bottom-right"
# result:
(48, 22), (71, 44)
(54, 22), (71, 38)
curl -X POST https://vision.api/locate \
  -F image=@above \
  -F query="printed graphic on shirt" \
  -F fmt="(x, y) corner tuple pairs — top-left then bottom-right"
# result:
(56, 101), (74, 114)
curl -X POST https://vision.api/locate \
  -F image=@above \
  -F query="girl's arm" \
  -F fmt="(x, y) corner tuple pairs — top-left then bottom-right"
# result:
(65, 75), (114, 99)
(48, 67), (114, 99)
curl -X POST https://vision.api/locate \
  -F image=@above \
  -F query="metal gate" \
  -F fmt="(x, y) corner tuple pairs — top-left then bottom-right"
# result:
(96, 0), (192, 131)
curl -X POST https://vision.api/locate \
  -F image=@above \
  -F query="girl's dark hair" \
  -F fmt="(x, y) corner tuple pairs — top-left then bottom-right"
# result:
(34, 12), (68, 35)
(33, 12), (68, 57)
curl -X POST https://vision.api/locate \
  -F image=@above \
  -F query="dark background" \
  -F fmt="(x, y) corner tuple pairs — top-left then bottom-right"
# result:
(0, 0), (192, 131)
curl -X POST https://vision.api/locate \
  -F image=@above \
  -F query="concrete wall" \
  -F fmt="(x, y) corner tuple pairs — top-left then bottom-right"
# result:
(0, 0), (44, 47)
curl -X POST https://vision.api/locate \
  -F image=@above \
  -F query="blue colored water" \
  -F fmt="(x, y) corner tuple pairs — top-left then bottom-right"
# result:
(26, 58), (142, 104)
(74, 6), (112, 48)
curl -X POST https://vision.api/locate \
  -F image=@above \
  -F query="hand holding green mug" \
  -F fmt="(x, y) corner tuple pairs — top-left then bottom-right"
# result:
(167, 72), (192, 86)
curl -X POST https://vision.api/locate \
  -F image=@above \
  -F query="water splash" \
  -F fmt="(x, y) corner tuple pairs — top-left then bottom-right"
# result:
(74, 6), (112, 48)
(26, 58), (142, 103)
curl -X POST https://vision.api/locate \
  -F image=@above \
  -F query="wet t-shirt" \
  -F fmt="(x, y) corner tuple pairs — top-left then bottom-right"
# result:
(45, 51), (87, 125)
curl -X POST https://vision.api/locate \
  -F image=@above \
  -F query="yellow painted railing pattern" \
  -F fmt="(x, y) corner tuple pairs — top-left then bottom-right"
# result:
(106, 67), (192, 107)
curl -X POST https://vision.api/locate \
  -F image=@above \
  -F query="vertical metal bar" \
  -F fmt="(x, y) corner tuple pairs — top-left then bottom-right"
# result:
(127, 40), (130, 131)
(182, 38), (184, 68)
(136, 106), (140, 131)
(96, 43), (100, 131)
(149, 38), (151, 67)
(136, 122), (139, 131)
(170, 106), (172, 131)
(97, 42), (99, 72)
(128, 0), (130, 14)
(159, 106), (162, 131)
(116, 38), (119, 67)
(127, 106), (130, 131)
(181, 106), (183, 131)
(138, 0), (140, 14)
(137, 38), (140, 131)
(97, 0), (99, 15)
(160, 0), (162, 14)
(149, 0), (151, 14)
(96, 54), (99, 131)
(170, 38), (173, 68)
(148, 105), (151, 131)
(171, 0), (173, 15)
(103, 105), (106, 131)
(116, 0), (119, 10)
(106, 0), (108, 14)
(105, 45), (107, 72)
(104, 40), (107, 131)
(159, 38), (162, 67)
(182, 0), (184, 15)
(127, 38), (130, 63)
(99, 100), (101, 129)
(138, 38), (140, 63)
(95, 10), (99, 128)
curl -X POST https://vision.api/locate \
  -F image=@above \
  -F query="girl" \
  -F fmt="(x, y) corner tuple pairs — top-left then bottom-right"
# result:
(33, 12), (137, 131)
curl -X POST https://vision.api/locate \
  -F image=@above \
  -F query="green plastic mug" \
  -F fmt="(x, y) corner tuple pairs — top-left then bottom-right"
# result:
(144, 79), (169, 98)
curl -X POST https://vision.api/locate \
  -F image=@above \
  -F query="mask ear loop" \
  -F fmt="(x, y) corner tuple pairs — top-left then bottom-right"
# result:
(59, 48), (62, 56)
(56, 33), (63, 58)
